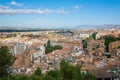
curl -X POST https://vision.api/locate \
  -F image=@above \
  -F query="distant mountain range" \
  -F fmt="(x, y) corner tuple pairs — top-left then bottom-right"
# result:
(0, 24), (120, 32)
(74, 24), (120, 30)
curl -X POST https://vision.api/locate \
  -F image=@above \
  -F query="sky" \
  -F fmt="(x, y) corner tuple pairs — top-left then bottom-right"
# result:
(0, 0), (120, 28)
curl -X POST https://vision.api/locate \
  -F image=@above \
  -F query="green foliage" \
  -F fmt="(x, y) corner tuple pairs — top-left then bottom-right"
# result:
(92, 32), (97, 40)
(29, 75), (42, 80)
(46, 70), (61, 80)
(45, 47), (53, 53)
(47, 40), (51, 47)
(60, 59), (96, 80)
(52, 45), (63, 50)
(89, 36), (94, 40)
(42, 76), (54, 80)
(60, 60), (82, 80)
(45, 40), (63, 54)
(12, 74), (29, 80)
(0, 46), (14, 77)
(105, 37), (120, 52)
(92, 48), (96, 50)
(1, 59), (96, 80)
(60, 60), (70, 80)
(103, 54), (111, 58)
(0, 77), (7, 80)
(88, 32), (97, 40)
(34, 67), (42, 76)
(84, 70), (96, 80)
(82, 40), (87, 49)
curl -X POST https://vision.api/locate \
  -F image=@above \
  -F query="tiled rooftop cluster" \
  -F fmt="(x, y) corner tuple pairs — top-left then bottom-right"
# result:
(0, 29), (120, 79)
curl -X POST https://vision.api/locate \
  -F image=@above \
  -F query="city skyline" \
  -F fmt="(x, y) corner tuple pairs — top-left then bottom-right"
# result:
(0, 0), (120, 28)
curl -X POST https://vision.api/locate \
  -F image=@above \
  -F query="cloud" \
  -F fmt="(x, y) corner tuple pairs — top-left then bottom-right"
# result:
(10, 0), (23, 7)
(0, 5), (68, 15)
(75, 5), (79, 9)
(74, 5), (83, 10)
(0, 5), (9, 9)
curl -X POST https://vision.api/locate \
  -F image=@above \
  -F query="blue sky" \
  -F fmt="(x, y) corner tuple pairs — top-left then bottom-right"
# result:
(0, 0), (120, 28)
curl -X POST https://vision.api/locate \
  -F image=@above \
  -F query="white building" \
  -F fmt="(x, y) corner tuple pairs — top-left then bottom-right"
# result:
(79, 33), (90, 39)
(33, 45), (45, 59)
(14, 43), (26, 56)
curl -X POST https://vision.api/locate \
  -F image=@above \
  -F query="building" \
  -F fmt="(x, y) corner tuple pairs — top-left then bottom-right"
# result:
(112, 30), (120, 38)
(33, 45), (45, 59)
(96, 30), (120, 39)
(24, 50), (33, 68)
(87, 40), (105, 56)
(12, 50), (33, 70)
(109, 41), (120, 52)
(79, 33), (90, 39)
(14, 43), (26, 57)
(96, 30), (112, 39)
(87, 40), (104, 51)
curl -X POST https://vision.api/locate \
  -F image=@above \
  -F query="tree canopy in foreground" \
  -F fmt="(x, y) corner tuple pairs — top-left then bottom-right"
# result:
(0, 59), (96, 80)
(0, 46), (14, 77)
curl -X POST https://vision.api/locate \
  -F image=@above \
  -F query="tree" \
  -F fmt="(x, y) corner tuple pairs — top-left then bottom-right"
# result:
(53, 45), (63, 50)
(0, 77), (7, 80)
(60, 59), (96, 80)
(29, 75), (42, 80)
(45, 47), (53, 53)
(0, 46), (14, 77)
(103, 54), (111, 58)
(60, 60), (74, 80)
(85, 70), (96, 80)
(12, 74), (29, 80)
(92, 32), (97, 40)
(105, 37), (120, 51)
(0, 59), (96, 80)
(82, 40), (87, 49)
(45, 40), (63, 54)
(46, 70), (61, 80)
(47, 40), (51, 47)
(34, 67), (41, 76)
(42, 76), (54, 80)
